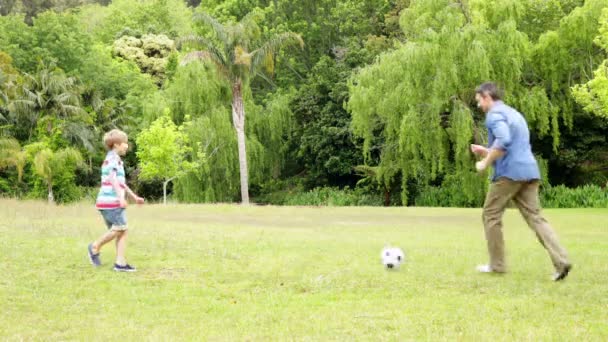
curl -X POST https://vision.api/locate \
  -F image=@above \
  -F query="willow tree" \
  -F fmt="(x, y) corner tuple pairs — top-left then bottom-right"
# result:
(571, 7), (608, 119)
(347, 0), (582, 204)
(148, 62), (239, 202)
(179, 11), (303, 204)
(530, 0), (608, 138)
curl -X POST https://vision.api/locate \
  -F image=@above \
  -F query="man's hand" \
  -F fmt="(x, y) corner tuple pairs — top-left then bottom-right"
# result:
(475, 147), (506, 173)
(470, 144), (488, 156)
(475, 160), (488, 172)
(135, 196), (145, 205)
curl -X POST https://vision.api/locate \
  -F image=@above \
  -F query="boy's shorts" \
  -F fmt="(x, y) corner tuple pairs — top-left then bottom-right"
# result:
(99, 208), (128, 231)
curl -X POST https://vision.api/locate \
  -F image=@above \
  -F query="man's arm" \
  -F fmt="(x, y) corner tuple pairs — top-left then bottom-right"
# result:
(476, 148), (505, 171)
(476, 113), (510, 171)
(470, 144), (488, 157)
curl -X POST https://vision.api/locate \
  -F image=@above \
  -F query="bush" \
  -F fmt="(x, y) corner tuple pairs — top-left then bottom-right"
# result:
(415, 178), (607, 209)
(541, 184), (608, 208)
(29, 175), (83, 204)
(414, 173), (487, 208)
(254, 183), (384, 206)
(285, 186), (383, 206)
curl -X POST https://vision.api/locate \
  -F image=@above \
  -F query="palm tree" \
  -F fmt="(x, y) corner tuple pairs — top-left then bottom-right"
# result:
(179, 12), (303, 204)
(32, 147), (84, 203)
(0, 67), (18, 132)
(355, 164), (403, 207)
(8, 62), (93, 149)
(0, 138), (27, 183)
(0, 72), (9, 121)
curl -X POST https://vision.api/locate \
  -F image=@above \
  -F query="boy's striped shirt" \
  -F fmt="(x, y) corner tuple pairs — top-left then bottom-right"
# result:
(95, 150), (126, 209)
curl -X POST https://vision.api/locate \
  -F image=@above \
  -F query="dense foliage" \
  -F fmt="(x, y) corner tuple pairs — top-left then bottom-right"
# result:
(0, 0), (606, 206)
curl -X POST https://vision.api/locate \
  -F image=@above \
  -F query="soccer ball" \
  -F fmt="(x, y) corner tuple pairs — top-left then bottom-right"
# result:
(381, 246), (405, 269)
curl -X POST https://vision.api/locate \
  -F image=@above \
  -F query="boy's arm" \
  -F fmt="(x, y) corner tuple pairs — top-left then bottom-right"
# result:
(108, 171), (127, 207)
(125, 185), (145, 204)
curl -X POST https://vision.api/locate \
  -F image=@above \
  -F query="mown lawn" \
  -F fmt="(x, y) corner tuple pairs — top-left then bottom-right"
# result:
(1, 199), (606, 340)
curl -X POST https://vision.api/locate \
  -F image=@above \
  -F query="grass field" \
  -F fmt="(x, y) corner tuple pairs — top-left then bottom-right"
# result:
(1, 199), (606, 341)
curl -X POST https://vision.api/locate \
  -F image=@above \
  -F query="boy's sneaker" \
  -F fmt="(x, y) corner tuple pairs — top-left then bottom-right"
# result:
(114, 264), (137, 272)
(88, 244), (101, 267)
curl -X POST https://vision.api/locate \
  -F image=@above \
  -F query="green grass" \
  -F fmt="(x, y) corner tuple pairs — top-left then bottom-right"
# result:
(1, 199), (606, 341)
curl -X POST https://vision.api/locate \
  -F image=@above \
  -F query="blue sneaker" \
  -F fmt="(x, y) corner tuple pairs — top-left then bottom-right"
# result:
(88, 244), (101, 267)
(113, 264), (137, 272)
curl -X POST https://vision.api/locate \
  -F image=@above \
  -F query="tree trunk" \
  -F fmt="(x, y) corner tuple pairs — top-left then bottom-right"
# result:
(163, 177), (175, 205)
(47, 183), (54, 204)
(232, 79), (250, 205)
(163, 180), (168, 205)
(384, 188), (391, 207)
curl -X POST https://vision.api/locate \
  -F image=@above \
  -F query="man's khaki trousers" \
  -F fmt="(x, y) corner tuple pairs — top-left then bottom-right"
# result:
(482, 178), (570, 272)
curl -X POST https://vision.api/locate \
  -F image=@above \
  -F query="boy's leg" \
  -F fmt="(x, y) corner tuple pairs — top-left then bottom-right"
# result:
(109, 209), (135, 271)
(481, 178), (522, 272)
(512, 181), (570, 274)
(89, 209), (126, 266)
(92, 230), (120, 254)
(113, 229), (136, 272)
(115, 230), (128, 266)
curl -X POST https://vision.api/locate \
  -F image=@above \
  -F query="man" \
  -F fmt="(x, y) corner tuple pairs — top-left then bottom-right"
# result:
(471, 82), (571, 281)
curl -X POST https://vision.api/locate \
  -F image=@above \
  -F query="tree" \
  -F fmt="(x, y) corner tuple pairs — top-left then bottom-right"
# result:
(9, 62), (93, 150)
(0, 52), (20, 132)
(354, 165), (397, 206)
(529, 0), (608, 186)
(0, 11), (93, 73)
(179, 11), (303, 204)
(30, 145), (85, 203)
(530, 0), (608, 133)
(0, 138), (27, 183)
(81, 0), (194, 44)
(0, 0), (19, 16)
(571, 8), (608, 119)
(136, 114), (199, 204)
(348, 0), (530, 204)
(291, 55), (365, 188)
(0, 15), (35, 72)
(518, 0), (583, 42)
(139, 61), (294, 203)
(347, 0), (608, 203)
(112, 34), (176, 86)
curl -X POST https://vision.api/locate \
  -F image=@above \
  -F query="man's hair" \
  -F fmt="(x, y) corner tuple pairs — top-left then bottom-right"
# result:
(475, 82), (504, 100)
(103, 129), (128, 150)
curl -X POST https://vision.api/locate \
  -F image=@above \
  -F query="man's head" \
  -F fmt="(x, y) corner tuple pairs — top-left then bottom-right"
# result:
(103, 129), (129, 155)
(475, 82), (503, 113)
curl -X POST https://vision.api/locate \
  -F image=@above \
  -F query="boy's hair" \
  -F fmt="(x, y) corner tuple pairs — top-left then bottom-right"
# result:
(475, 82), (504, 100)
(103, 129), (128, 150)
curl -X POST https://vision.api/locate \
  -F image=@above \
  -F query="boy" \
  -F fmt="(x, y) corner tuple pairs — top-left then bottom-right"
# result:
(87, 129), (144, 272)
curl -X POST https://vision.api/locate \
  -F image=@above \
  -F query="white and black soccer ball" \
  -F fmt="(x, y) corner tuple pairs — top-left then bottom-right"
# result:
(381, 246), (405, 270)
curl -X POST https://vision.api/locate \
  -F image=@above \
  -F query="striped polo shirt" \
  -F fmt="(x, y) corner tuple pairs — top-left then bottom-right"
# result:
(96, 150), (127, 209)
